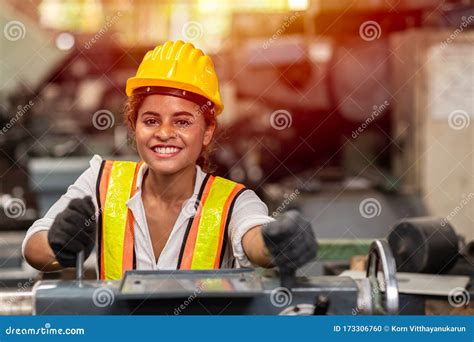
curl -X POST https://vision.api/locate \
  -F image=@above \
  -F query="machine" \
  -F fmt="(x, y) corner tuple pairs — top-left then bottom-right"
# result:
(0, 240), (399, 316)
(2, 216), (472, 316)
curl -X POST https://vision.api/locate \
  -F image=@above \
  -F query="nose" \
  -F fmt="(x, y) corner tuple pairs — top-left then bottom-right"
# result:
(154, 121), (177, 140)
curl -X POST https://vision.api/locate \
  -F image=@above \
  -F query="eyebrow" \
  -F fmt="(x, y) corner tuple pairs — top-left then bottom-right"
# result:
(141, 111), (195, 118)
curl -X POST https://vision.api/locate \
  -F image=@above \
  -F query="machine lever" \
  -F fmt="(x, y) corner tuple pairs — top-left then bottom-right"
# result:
(76, 250), (84, 283)
(280, 269), (296, 289)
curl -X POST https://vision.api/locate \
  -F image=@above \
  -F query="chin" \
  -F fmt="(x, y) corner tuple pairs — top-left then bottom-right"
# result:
(146, 158), (194, 176)
(147, 161), (180, 175)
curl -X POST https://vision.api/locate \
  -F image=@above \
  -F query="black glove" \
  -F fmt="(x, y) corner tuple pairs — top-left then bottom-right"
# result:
(47, 196), (97, 267)
(261, 210), (317, 272)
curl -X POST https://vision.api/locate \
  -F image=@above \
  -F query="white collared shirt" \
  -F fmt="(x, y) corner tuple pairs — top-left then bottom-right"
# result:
(22, 155), (274, 276)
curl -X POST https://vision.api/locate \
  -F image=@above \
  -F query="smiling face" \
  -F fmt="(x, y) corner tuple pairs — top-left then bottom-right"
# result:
(134, 94), (216, 175)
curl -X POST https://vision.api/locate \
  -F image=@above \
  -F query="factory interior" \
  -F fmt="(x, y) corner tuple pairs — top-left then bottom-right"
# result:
(0, 0), (473, 317)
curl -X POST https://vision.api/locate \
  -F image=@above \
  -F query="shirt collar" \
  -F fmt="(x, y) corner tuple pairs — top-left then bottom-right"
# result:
(127, 163), (207, 213)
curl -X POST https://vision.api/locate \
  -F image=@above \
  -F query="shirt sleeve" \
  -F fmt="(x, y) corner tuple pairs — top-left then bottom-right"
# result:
(228, 189), (275, 268)
(21, 154), (103, 259)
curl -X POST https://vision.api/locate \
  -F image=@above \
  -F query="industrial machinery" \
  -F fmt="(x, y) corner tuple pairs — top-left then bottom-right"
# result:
(2, 216), (472, 316)
(0, 240), (398, 316)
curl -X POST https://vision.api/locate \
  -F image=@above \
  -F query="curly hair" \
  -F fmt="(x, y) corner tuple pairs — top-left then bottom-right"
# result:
(123, 94), (218, 173)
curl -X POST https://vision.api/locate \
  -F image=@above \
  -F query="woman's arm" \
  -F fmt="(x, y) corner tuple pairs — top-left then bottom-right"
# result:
(22, 155), (101, 270)
(242, 225), (274, 268)
(24, 231), (64, 272)
(228, 188), (275, 268)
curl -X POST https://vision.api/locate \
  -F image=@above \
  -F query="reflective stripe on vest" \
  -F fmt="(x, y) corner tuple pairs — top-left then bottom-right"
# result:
(97, 160), (141, 281)
(178, 175), (245, 269)
(97, 160), (245, 280)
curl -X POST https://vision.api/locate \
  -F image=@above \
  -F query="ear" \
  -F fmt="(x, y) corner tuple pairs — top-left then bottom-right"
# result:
(202, 120), (216, 147)
(128, 130), (137, 151)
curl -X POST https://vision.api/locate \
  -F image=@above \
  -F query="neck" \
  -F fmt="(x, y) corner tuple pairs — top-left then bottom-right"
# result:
(143, 164), (196, 204)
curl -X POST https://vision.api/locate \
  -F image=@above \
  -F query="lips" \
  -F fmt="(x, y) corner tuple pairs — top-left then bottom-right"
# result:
(150, 145), (182, 158)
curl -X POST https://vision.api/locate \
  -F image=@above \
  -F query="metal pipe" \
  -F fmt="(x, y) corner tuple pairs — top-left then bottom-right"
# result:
(0, 291), (33, 315)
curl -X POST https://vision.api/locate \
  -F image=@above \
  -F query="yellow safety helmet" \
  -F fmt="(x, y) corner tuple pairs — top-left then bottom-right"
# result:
(126, 40), (224, 115)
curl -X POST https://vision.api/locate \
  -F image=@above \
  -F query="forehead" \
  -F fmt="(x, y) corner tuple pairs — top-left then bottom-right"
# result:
(139, 94), (199, 114)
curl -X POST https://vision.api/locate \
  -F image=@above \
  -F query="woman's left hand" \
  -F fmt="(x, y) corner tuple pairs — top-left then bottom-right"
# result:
(261, 210), (317, 271)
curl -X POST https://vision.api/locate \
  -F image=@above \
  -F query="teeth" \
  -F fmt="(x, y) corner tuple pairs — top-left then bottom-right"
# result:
(153, 147), (180, 154)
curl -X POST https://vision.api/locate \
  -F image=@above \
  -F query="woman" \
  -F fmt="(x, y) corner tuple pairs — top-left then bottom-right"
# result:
(22, 41), (315, 280)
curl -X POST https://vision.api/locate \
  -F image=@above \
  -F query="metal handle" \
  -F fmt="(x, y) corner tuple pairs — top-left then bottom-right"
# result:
(279, 269), (296, 289)
(366, 239), (399, 315)
(76, 250), (84, 282)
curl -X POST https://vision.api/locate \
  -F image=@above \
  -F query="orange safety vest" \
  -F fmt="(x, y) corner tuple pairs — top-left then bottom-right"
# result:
(96, 160), (246, 280)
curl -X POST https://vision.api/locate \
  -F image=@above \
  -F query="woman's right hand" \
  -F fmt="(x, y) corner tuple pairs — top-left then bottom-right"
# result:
(47, 196), (97, 267)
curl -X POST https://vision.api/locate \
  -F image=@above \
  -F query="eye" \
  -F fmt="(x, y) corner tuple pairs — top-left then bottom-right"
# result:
(144, 118), (159, 126)
(176, 119), (192, 128)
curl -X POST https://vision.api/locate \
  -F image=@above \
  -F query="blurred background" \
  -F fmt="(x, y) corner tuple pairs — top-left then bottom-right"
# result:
(0, 0), (473, 314)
